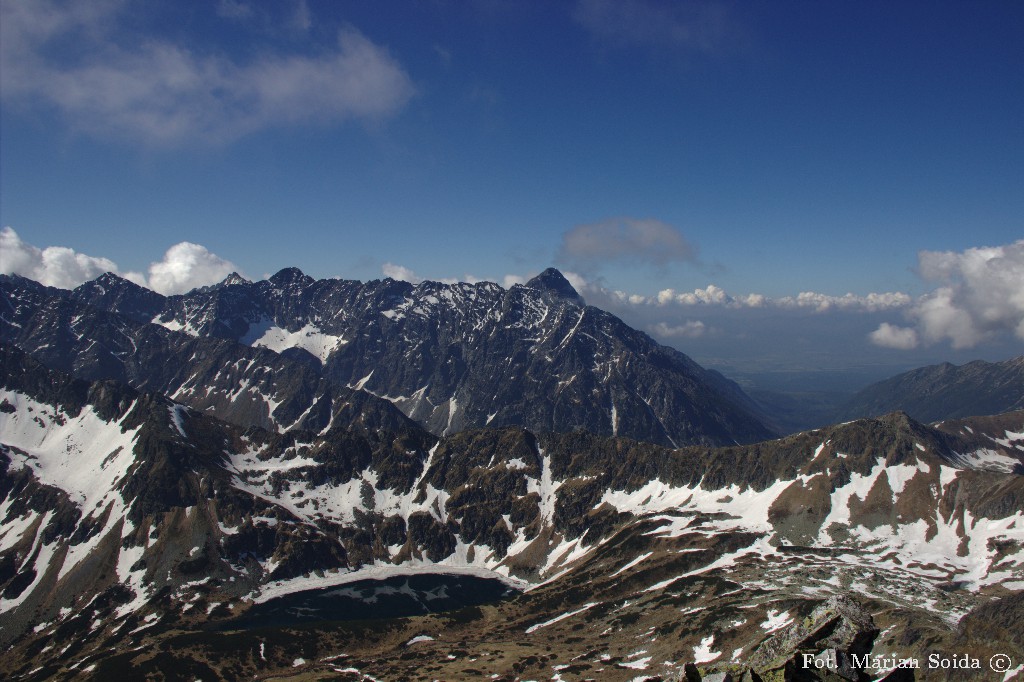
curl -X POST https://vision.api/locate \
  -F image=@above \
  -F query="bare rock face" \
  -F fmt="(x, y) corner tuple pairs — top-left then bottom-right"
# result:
(753, 593), (880, 675)
(685, 596), (881, 682)
(1, 269), (777, 447)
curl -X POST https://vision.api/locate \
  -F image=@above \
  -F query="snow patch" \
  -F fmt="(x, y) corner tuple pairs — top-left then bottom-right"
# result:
(406, 635), (435, 646)
(693, 635), (721, 664)
(243, 317), (346, 364)
(760, 609), (793, 632)
(525, 602), (597, 634)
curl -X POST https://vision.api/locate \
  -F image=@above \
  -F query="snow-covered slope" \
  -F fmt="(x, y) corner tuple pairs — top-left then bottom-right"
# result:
(3, 343), (1023, 676)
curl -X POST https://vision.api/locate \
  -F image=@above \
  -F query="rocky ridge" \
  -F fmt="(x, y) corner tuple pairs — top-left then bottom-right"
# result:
(836, 356), (1024, 424)
(1, 268), (775, 447)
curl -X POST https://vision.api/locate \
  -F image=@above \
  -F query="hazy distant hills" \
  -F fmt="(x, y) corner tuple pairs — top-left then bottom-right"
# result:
(836, 355), (1024, 423)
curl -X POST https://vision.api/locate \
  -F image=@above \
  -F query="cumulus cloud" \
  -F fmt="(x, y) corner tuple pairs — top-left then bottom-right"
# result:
(0, 227), (120, 289)
(573, 0), (732, 54)
(623, 282), (905, 313)
(911, 287), (985, 349)
(650, 320), (706, 339)
(558, 217), (697, 270)
(868, 323), (919, 350)
(0, 1), (415, 146)
(656, 284), (731, 306)
(561, 271), (589, 292)
(775, 290), (913, 313)
(0, 227), (240, 294)
(146, 242), (240, 295)
(383, 265), (539, 290)
(866, 240), (1024, 350)
(382, 262), (423, 284)
(911, 241), (1024, 347)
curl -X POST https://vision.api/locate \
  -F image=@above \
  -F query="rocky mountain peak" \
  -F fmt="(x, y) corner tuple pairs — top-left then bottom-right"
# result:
(74, 271), (142, 294)
(1, 268), (779, 446)
(96, 271), (132, 286)
(525, 268), (584, 306)
(220, 272), (251, 287)
(71, 272), (166, 321)
(268, 267), (312, 287)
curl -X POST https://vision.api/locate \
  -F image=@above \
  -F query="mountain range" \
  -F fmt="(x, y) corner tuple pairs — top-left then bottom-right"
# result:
(1, 269), (1023, 681)
(836, 356), (1024, 424)
(2, 268), (774, 447)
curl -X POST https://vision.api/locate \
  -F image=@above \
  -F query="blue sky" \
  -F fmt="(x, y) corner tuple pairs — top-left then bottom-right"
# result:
(2, 0), (1022, 374)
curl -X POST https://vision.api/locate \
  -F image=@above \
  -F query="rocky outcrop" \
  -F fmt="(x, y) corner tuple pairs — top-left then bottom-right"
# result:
(683, 596), (882, 682)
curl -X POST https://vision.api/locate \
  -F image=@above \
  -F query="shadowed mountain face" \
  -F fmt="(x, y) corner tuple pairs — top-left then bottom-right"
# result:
(2, 343), (1024, 679)
(836, 355), (1024, 424)
(2, 269), (775, 447)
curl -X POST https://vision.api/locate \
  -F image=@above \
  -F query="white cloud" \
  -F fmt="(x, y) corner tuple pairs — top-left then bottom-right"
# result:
(0, 1), (415, 146)
(122, 271), (150, 288)
(656, 284), (730, 306)
(0, 227), (119, 289)
(631, 283), (905, 313)
(561, 271), (588, 292)
(382, 262), (423, 284)
(558, 217), (697, 269)
(866, 240), (1024, 350)
(502, 274), (527, 288)
(913, 286), (985, 349)
(775, 290), (913, 313)
(908, 240), (1024, 348)
(383, 264), (539, 289)
(650, 320), (706, 339)
(438, 274), (487, 285)
(1, 227), (239, 294)
(146, 242), (240, 295)
(869, 323), (919, 350)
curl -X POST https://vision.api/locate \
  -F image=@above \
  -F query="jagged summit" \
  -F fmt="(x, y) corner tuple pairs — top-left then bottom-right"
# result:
(71, 271), (166, 320)
(94, 271), (132, 285)
(268, 266), (313, 287)
(3, 266), (776, 446)
(73, 271), (139, 292)
(220, 272), (251, 287)
(525, 267), (584, 305)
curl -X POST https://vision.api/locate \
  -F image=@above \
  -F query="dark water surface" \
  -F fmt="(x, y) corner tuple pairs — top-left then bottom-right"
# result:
(223, 573), (520, 629)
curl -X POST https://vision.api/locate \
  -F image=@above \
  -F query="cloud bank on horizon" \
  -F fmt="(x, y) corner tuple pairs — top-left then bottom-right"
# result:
(582, 239), (1024, 353)
(3, 226), (1021, 356)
